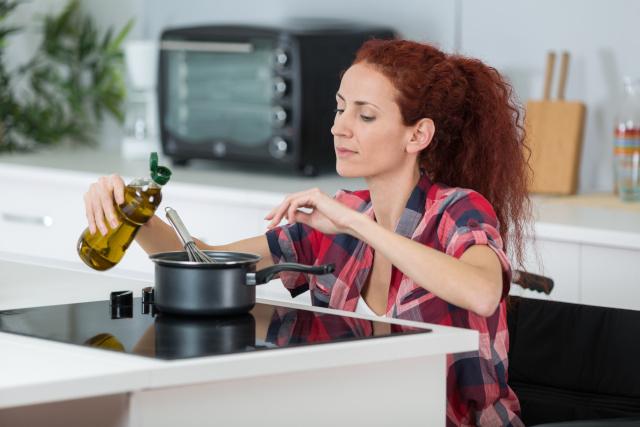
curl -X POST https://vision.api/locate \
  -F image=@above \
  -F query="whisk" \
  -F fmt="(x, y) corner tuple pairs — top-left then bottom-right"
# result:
(165, 207), (216, 263)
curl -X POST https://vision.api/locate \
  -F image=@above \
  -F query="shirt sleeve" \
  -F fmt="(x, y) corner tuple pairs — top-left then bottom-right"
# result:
(437, 190), (512, 299)
(265, 222), (320, 298)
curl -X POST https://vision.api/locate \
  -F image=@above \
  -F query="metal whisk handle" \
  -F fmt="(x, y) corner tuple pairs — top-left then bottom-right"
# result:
(165, 207), (196, 247)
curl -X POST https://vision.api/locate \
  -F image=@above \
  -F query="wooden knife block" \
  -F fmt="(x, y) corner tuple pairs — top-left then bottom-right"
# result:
(525, 99), (586, 195)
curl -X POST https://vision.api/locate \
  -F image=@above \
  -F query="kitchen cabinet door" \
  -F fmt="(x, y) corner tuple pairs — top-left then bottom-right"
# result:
(581, 244), (640, 311)
(0, 167), (89, 264)
(509, 238), (581, 304)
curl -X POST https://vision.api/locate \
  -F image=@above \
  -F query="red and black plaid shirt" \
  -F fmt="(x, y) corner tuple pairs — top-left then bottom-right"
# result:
(266, 172), (523, 426)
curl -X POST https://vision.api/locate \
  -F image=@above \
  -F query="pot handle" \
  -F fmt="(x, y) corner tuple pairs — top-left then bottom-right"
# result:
(247, 263), (335, 286)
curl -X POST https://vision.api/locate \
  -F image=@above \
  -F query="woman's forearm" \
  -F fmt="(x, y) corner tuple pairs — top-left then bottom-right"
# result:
(348, 214), (502, 317)
(135, 215), (185, 254)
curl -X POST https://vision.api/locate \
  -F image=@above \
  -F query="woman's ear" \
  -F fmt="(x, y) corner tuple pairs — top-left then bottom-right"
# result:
(407, 118), (435, 154)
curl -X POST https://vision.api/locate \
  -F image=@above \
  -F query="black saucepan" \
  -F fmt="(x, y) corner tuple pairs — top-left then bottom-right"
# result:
(149, 250), (335, 316)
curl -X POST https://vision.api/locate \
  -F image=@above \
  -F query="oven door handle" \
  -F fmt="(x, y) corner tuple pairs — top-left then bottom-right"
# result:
(160, 40), (253, 54)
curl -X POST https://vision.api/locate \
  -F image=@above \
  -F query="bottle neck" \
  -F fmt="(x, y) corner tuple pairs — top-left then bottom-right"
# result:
(128, 176), (164, 189)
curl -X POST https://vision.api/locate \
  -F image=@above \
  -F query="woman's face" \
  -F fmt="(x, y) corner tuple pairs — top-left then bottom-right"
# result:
(331, 62), (416, 178)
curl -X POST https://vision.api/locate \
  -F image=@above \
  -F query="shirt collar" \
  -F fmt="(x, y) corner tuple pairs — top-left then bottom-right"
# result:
(362, 168), (432, 239)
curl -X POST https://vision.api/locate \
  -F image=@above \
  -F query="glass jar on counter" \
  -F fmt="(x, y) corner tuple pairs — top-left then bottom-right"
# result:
(613, 77), (640, 202)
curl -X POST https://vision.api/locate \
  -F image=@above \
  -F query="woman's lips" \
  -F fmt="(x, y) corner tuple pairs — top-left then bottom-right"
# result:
(335, 147), (357, 158)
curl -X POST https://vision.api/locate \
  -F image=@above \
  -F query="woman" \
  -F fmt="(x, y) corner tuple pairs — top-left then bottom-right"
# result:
(84, 39), (530, 426)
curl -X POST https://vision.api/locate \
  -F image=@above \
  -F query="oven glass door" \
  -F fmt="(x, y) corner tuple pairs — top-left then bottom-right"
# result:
(162, 38), (277, 150)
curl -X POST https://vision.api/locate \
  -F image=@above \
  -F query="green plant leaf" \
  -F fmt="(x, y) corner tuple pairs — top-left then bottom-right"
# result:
(0, 0), (131, 151)
(109, 18), (133, 53)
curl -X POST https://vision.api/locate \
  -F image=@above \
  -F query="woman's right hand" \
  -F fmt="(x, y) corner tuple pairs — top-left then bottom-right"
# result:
(83, 174), (126, 235)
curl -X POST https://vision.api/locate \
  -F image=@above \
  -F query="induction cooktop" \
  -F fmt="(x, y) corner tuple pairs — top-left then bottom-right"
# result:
(0, 293), (430, 360)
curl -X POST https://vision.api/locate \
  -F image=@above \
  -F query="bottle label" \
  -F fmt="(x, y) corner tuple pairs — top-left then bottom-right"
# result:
(614, 127), (640, 155)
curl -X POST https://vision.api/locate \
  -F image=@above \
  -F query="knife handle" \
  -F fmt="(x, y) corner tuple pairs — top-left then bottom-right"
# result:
(512, 270), (554, 294)
(557, 51), (570, 101)
(543, 51), (556, 101)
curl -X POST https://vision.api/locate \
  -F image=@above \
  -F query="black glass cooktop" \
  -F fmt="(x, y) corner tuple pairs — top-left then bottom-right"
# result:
(0, 298), (430, 360)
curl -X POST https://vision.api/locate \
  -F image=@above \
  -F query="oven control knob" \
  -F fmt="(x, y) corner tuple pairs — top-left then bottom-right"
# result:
(212, 141), (227, 157)
(271, 106), (287, 127)
(268, 137), (289, 159)
(274, 48), (289, 67)
(273, 77), (287, 98)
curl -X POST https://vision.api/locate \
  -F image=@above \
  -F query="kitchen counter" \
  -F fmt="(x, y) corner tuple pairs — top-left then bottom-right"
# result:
(0, 253), (477, 427)
(531, 193), (640, 249)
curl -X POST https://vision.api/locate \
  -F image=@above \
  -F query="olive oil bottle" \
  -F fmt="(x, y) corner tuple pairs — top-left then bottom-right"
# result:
(77, 152), (172, 271)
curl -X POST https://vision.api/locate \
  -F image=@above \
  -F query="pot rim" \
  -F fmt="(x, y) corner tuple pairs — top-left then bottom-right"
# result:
(149, 250), (262, 268)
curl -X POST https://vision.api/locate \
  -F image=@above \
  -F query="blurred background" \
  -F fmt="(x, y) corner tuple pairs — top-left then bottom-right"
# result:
(4, 0), (640, 193)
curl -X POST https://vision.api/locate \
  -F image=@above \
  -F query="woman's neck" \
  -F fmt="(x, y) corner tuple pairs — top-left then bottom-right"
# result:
(365, 165), (421, 231)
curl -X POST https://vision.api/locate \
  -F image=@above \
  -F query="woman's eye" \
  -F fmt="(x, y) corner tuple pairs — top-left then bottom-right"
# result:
(360, 115), (375, 122)
(334, 108), (344, 115)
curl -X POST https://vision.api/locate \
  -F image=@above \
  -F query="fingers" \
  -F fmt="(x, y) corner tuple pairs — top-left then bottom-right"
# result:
(292, 210), (312, 227)
(111, 174), (126, 205)
(98, 177), (119, 229)
(287, 196), (309, 225)
(266, 196), (292, 229)
(265, 188), (321, 229)
(91, 188), (109, 236)
(83, 192), (96, 235)
(263, 205), (278, 221)
(84, 174), (124, 236)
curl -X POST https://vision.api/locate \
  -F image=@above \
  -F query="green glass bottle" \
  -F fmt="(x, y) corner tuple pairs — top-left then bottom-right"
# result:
(77, 152), (172, 271)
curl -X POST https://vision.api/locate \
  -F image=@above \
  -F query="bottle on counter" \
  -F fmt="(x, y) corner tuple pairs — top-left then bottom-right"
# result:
(613, 77), (640, 202)
(77, 152), (172, 271)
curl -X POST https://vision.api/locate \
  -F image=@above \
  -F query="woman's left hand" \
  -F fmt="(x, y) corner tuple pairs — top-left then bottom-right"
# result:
(265, 188), (363, 235)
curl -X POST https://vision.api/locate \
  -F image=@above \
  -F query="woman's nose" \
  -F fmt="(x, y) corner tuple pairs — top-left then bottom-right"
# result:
(331, 112), (352, 138)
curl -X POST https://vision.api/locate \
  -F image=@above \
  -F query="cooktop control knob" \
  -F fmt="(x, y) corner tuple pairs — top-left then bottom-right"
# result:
(110, 290), (133, 306)
(142, 286), (154, 304)
(141, 287), (155, 315)
(110, 290), (133, 319)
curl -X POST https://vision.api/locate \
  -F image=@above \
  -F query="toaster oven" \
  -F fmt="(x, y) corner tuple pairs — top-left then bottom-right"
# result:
(158, 24), (395, 176)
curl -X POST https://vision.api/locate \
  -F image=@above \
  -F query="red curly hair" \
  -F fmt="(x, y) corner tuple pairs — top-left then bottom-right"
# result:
(354, 39), (532, 268)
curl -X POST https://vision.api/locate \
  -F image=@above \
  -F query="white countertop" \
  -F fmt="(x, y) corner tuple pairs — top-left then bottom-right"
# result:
(0, 253), (478, 409)
(530, 194), (640, 249)
(1, 146), (640, 249)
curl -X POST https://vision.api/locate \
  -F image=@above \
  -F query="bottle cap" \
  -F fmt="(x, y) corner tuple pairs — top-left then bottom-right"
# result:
(149, 152), (172, 185)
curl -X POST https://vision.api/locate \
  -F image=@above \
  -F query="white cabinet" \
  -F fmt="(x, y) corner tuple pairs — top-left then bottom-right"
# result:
(510, 238), (581, 304)
(0, 167), (88, 263)
(581, 244), (640, 311)
(511, 237), (640, 310)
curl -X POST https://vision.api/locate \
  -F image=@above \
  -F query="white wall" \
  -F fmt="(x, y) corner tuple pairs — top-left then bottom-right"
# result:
(136, 0), (457, 50)
(7, 0), (639, 193)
